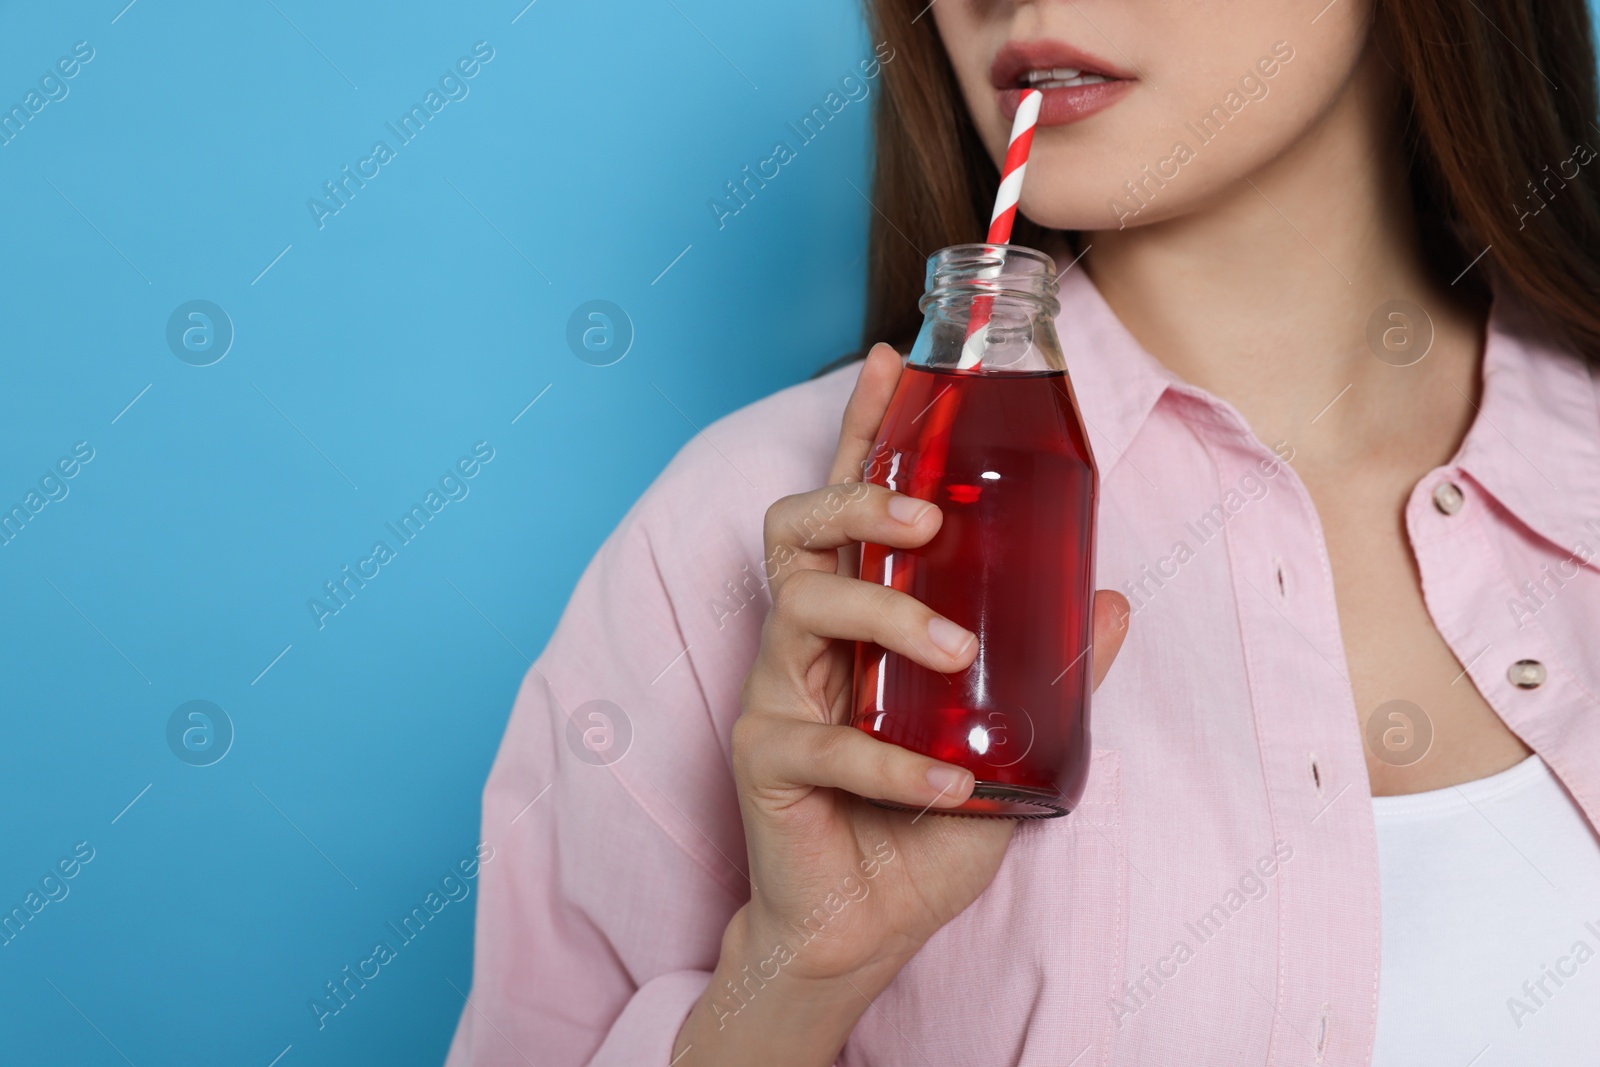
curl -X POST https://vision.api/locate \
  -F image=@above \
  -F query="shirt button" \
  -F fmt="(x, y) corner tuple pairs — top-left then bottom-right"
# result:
(1508, 660), (1547, 689)
(1432, 481), (1465, 515)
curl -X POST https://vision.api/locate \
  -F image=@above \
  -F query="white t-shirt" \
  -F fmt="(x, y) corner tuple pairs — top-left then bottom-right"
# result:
(1372, 754), (1600, 1064)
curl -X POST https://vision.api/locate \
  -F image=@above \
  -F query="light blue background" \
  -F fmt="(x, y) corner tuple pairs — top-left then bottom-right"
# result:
(6, 2), (1598, 1064)
(0, 1), (877, 1063)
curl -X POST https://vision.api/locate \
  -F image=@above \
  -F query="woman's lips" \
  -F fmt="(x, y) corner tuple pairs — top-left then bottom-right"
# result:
(991, 38), (1136, 126)
(997, 80), (1133, 125)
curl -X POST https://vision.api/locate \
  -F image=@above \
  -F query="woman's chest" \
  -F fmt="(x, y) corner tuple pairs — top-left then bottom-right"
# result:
(1304, 461), (1532, 794)
(1088, 413), (1600, 809)
(835, 409), (1600, 1066)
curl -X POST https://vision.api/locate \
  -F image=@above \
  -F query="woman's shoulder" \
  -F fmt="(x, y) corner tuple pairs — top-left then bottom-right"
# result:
(515, 357), (864, 821)
(483, 363), (871, 941)
(563, 358), (863, 666)
(637, 358), (863, 534)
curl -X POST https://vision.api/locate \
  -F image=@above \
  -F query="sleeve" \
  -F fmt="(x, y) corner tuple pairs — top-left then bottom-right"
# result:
(444, 452), (765, 1067)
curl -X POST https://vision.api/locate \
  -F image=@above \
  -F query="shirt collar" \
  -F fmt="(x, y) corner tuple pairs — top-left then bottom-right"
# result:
(1055, 265), (1600, 555)
(1454, 294), (1600, 556)
(1056, 263), (1180, 473)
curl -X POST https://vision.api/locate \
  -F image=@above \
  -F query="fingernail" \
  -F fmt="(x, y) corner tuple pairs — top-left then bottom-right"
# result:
(927, 617), (975, 657)
(888, 495), (930, 525)
(926, 765), (971, 799)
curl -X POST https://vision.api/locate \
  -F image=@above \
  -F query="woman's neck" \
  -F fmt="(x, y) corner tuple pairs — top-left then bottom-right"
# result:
(1067, 46), (1486, 473)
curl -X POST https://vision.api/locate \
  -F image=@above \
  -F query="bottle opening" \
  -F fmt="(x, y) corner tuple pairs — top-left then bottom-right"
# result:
(921, 243), (1060, 304)
(912, 243), (1064, 373)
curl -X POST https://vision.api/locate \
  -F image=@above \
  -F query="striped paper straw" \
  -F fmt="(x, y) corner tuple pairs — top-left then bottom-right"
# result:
(957, 89), (1043, 370)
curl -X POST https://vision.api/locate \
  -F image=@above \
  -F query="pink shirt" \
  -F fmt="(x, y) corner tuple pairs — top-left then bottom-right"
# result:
(446, 269), (1600, 1066)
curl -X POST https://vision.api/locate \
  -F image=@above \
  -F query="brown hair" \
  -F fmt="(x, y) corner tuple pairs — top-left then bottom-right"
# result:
(856, 0), (1600, 360)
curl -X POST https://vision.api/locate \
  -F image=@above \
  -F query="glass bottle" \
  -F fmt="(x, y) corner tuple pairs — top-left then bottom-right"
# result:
(850, 243), (1099, 818)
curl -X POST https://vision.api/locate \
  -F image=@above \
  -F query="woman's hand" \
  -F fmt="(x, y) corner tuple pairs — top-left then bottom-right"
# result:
(675, 344), (1129, 1066)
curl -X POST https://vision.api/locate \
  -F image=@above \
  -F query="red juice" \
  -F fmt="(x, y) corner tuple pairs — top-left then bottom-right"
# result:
(851, 362), (1098, 818)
